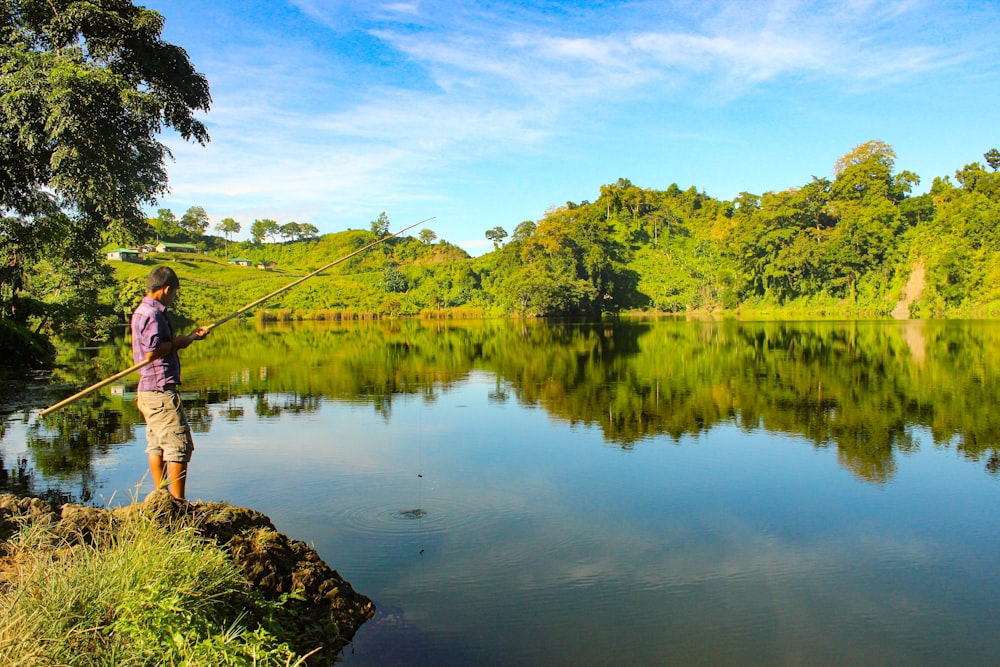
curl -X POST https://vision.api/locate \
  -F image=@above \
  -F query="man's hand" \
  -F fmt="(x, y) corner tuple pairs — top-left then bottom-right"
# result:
(174, 328), (209, 351)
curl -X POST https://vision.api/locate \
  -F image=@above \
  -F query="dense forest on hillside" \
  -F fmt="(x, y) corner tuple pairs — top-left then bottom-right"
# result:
(4, 140), (1000, 364)
(120, 141), (1000, 327)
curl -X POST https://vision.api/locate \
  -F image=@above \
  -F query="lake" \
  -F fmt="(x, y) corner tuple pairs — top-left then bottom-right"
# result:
(2, 318), (1000, 665)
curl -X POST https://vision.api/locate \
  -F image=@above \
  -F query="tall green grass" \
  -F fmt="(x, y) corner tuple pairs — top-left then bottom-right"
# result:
(0, 508), (313, 666)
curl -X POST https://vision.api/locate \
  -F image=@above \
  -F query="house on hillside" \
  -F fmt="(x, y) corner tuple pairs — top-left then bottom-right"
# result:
(106, 248), (142, 262)
(256, 261), (277, 271)
(228, 257), (252, 267)
(155, 242), (198, 253)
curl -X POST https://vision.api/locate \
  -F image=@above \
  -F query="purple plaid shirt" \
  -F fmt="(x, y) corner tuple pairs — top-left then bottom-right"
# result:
(131, 296), (181, 391)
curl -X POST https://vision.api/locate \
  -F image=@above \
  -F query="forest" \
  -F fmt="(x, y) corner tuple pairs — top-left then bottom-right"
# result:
(4, 140), (1000, 369)
(2, 2), (999, 367)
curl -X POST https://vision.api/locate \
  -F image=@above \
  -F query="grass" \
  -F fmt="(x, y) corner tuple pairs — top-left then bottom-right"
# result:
(0, 506), (314, 666)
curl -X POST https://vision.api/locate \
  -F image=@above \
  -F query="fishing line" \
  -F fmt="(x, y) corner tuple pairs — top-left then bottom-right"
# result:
(417, 398), (425, 557)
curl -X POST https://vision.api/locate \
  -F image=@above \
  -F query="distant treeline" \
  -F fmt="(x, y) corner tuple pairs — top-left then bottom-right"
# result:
(466, 140), (999, 320)
(3, 140), (1000, 364)
(137, 140), (1000, 327)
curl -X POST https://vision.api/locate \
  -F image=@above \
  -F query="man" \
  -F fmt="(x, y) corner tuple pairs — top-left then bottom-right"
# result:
(131, 266), (209, 499)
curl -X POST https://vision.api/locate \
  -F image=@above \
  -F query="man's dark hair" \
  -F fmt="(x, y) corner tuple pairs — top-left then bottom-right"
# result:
(147, 266), (180, 292)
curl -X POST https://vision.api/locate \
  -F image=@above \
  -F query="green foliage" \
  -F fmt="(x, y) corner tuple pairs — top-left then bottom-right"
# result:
(180, 206), (210, 236)
(96, 139), (1000, 327)
(985, 148), (1000, 171)
(383, 264), (408, 293)
(11, 128), (1000, 362)
(0, 508), (309, 665)
(0, 317), (55, 367)
(250, 218), (279, 244)
(485, 226), (508, 249)
(153, 208), (183, 239)
(902, 157), (1000, 316)
(369, 211), (390, 237)
(20, 319), (1000, 488)
(0, 0), (210, 340)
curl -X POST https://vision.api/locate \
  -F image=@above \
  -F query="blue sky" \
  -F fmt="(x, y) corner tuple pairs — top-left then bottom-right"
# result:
(145, 0), (1000, 255)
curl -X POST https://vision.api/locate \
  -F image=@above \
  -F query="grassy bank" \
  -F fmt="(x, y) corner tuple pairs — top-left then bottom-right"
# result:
(0, 499), (320, 666)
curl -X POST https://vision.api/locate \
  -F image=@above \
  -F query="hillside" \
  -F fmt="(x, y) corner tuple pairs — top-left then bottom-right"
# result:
(108, 230), (480, 325)
(65, 141), (998, 339)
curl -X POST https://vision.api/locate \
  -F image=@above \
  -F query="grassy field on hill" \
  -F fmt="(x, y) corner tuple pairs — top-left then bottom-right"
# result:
(109, 230), (482, 326)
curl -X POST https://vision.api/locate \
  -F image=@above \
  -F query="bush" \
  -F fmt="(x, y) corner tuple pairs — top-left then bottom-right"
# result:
(0, 319), (56, 368)
(0, 507), (310, 666)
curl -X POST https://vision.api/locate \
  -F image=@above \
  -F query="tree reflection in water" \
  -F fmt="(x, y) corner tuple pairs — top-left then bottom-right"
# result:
(4, 318), (999, 499)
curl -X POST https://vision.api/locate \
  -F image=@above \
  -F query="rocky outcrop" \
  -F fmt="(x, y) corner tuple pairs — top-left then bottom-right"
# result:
(0, 491), (374, 661)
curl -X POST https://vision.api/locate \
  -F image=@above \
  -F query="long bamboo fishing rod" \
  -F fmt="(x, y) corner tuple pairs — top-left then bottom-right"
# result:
(38, 218), (431, 417)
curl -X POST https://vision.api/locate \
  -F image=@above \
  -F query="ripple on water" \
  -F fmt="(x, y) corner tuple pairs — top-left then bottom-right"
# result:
(332, 495), (485, 538)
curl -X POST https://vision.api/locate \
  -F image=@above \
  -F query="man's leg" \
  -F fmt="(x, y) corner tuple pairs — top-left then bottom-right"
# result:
(148, 453), (167, 490)
(167, 461), (188, 499)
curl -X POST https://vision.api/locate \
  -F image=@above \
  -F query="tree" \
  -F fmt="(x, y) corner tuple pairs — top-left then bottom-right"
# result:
(179, 206), (210, 236)
(486, 226), (508, 249)
(215, 218), (241, 255)
(985, 148), (1000, 172)
(827, 141), (916, 300)
(250, 219), (277, 244)
(150, 208), (182, 240)
(298, 223), (319, 240)
(511, 220), (536, 242)
(383, 265), (408, 293)
(279, 222), (301, 241)
(419, 229), (437, 244)
(955, 162), (989, 193)
(0, 0), (211, 341)
(370, 212), (390, 237)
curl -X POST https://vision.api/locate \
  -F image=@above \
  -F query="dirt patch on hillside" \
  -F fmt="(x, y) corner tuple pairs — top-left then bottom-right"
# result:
(0, 491), (374, 662)
(892, 260), (926, 319)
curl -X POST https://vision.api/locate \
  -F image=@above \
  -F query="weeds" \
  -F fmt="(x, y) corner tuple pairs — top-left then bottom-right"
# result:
(0, 507), (312, 666)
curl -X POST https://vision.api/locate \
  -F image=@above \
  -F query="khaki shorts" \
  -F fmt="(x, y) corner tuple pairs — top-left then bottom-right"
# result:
(136, 387), (195, 463)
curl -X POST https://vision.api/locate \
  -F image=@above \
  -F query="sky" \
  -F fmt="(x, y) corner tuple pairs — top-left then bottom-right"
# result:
(143, 0), (1000, 255)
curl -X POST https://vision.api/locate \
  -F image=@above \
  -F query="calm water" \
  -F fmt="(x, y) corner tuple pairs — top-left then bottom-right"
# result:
(2, 319), (1000, 665)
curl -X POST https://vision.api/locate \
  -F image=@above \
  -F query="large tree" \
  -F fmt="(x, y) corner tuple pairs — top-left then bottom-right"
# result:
(279, 221), (301, 241)
(370, 211), (390, 237)
(250, 218), (279, 244)
(179, 205), (210, 236)
(150, 207), (181, 240)
(0, 0), (211, 339)
(215, 217), (240, 255)
(485, 226), (508, 249)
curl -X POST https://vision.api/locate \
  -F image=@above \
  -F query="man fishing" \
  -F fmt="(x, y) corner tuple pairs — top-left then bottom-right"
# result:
(38, 218), (429, 420)
(131, 266), (209, 499)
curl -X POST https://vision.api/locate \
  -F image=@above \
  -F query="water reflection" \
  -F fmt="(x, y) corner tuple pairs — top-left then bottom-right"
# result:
(3, 319), (1000, 499)
(4, 319), (1000, 664)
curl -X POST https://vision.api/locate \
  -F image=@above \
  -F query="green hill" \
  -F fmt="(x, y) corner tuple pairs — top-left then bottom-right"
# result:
(108, 230), (479, 326)
(106, 142), (1000, 329)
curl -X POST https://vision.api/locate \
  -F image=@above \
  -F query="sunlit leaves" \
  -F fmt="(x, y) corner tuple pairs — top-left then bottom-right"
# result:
(1, 0), (211, 339)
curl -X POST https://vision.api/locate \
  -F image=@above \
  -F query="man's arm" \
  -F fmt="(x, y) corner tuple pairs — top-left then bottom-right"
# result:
(144, 327), (210, 361)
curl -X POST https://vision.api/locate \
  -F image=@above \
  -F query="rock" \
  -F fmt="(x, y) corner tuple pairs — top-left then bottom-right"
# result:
(56, 503), (116, 545)
(191, 498), (376, 650)
(0, 493), (56, 539)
